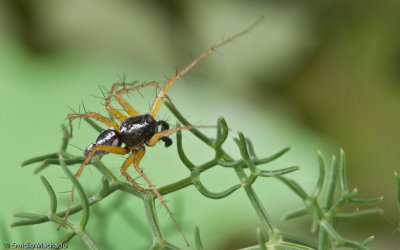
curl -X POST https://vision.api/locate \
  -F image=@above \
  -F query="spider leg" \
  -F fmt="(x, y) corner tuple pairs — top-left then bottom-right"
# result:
(120, 153), (148, 192)
(58, 145), (128, 229)
(67, 112), (120, 138)
(114, 81), (159, 117)
(131, 147), (190, 247)
(149, 16), (264, 118)
(105, 81), (159, 120)
(104, 83), (128, 122)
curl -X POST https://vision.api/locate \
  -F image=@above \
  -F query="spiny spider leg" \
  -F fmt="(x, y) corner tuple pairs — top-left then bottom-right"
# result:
(105, 81), (159, 120)
(113, 81), (159, 117)
(131, 147), (190, 246)
(79, 145), (129, 178)
(67, 112), (119, 138)
(149, 16), (264, 117)
(105, 82), (135, 121)
(104, 87), (128, 122)
(120, 152), (148, 192)
(58, 145), (129, 229)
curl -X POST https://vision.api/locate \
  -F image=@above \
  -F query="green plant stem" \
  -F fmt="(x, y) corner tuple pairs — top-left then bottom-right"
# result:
(158, 176), (193, 195)
(165, 100), (284, 239)
(143, 192), (163, 242)
(257, 228), (267, 250)
(318, 227), (329, 250)
(235, 165), (278, 237)
(11, 180), (142, 228)
(143, 192), (180, 249)
(49, 214), (98, 250)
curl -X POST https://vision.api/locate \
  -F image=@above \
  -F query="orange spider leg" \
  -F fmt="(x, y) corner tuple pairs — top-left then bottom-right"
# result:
(58, 145), (128, 229)
(114, 81), (159, 117)
(105, 81), (159, 120)
(131, 147), (190, 247)
(149, 16), (264, 118)
(120, 153), (147, 191)
(104, 83), (128, 122)
(67, 112), (120, 137)
(77, 145), (128, 178)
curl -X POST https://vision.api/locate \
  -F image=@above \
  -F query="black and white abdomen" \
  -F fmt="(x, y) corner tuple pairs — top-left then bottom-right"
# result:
(119, 114), (158, 147)
(84, 128), (122, 157)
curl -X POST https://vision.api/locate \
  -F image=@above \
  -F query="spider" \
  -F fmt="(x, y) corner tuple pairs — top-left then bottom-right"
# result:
(64, 17), (263, 246)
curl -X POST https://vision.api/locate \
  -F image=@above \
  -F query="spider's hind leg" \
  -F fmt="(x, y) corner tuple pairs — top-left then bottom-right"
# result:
(130, 147), (189, 246)
(59, 144), (128, 229)
(120, 152), (148, 192)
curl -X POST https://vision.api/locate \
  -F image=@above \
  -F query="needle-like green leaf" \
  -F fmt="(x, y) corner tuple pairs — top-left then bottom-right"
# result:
(19, 153), (58, 168)
(214, 117), (228, 149)
(40, 175), (57, 214)
(311, 150), (325, 199)
(194, 223), (204, 250)
(339, 148), (348, 193)
(326, 155), (338, 209)
(176, 127), (196, 169)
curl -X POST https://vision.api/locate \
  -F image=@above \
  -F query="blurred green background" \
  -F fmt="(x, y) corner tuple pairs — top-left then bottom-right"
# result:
(1, 0), (400, 249)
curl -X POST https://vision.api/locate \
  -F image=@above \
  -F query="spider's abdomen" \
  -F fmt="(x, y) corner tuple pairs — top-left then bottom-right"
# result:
(84, 128), (122, 157)
(119, 114), (158, 147)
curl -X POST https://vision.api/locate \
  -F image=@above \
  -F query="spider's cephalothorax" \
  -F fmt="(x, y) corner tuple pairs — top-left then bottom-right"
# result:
(84, 114), (172, 157)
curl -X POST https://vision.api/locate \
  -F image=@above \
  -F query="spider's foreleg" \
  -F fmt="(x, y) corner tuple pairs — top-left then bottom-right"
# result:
(114, 81), (159, 117)
(149, 17), (264, 118)
(105, 81), (159, 119)
(67, 112), (120, 138)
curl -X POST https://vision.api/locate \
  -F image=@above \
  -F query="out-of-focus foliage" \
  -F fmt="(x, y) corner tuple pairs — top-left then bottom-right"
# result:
(1, 0), (400, 249)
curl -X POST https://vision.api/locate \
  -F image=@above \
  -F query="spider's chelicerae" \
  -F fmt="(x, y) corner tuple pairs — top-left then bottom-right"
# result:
(65, 17), (263, 246)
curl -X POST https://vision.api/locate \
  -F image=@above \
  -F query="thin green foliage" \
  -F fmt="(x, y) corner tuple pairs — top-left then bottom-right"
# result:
(194, 223), (204, 250)
(12, 101), (383, 249)
(281, 150), (383, 249)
